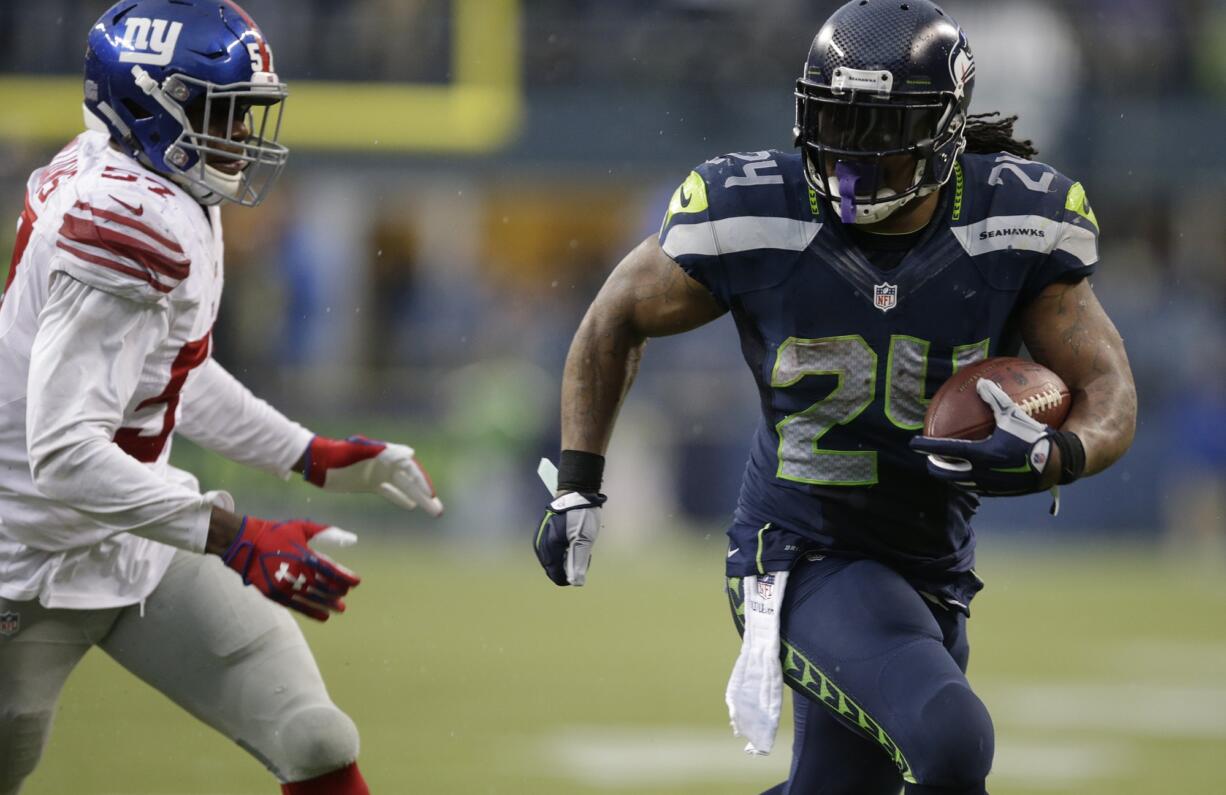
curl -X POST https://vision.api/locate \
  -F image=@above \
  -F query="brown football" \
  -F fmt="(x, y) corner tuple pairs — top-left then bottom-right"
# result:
(924, 357), (1071, 440)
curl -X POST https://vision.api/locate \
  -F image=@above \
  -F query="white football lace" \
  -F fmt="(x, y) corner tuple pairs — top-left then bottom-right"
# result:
(1017, 385), (1063, 417)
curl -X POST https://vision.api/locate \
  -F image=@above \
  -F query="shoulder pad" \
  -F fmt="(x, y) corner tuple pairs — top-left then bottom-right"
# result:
(51, 177), (191, 304)
(695, 150), (809, 220)
(657, 151), (820, 305)
(950, 153), (1098, 268)
(660, 151), (819, 259)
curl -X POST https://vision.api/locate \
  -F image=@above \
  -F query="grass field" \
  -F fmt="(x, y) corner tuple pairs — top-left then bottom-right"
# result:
(21, 538), (1226, 795)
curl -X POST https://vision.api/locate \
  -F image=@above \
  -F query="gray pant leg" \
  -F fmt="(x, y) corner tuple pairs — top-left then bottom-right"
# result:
(98, 550), (359, 783)
(0, 599), (120, 795)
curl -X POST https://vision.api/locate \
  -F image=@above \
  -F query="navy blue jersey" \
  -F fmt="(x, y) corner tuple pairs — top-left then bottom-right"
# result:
(659, 150), (1099, 580)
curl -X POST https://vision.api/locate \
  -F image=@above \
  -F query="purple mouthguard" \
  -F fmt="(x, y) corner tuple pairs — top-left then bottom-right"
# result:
(834, 160), (878, 224)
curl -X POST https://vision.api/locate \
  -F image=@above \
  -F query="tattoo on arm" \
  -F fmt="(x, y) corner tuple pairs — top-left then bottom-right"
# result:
(1021, 279), (1137, 478)
(561, 236), (725, 454)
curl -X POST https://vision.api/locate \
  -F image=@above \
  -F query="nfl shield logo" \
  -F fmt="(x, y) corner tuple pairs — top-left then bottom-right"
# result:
(873, 282), (898, 313)
(0, 611), (18, 637)
(756, 574), (776, 600)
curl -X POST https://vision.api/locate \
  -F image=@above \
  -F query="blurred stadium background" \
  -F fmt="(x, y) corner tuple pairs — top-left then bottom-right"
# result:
(2, 1), (1224, 793)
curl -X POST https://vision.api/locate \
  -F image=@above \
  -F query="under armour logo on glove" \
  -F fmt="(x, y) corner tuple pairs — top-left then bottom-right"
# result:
(302, 435), (443, 517)
(274, 561), (307, 592)
(223, 516), (361, 621)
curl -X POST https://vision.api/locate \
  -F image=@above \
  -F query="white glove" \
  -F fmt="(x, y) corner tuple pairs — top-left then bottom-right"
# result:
(303, 435), (444, 517)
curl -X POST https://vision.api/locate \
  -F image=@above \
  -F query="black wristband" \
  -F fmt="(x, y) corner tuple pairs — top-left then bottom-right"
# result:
(1050, 430), (1086, 485)
(557, 449), (605, 494)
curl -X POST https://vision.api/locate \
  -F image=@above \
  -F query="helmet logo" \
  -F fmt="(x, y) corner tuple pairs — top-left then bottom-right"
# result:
(117, 18), (183, 67)
(948, 35), (975, 99)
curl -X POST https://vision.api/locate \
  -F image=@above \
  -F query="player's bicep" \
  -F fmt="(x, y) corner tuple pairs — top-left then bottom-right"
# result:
(592, 235), (726, 339)
(1019, 278), (1131, 392)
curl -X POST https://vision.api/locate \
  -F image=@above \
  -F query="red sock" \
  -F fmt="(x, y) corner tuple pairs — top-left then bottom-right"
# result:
(281, 762), (369, 795)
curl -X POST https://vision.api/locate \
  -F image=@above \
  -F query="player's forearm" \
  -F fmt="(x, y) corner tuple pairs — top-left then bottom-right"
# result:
(560, 306), (646, 455)
(29, 434), (214, 550)
(1021, 279), (1137, 483)
(26, 276), (213, 550)
(1060, 367), (1137, 477)
(178, 359), (313, 478)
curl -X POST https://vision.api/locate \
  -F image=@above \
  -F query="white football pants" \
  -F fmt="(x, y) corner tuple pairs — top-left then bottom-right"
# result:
(0, 550), (359, 794)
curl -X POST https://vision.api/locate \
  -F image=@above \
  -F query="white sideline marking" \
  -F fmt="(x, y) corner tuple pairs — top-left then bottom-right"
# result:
(539, 678), (1226, 789)
(543, 726), (790, 787)
(541, 727), (1125, 789)
(989, 737), (1126, 789)
(982, 681), (1226, 738)
(1110, 638), (1226, 680)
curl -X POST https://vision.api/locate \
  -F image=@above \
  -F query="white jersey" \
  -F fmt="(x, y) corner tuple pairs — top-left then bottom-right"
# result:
(0, 131), (313, 608)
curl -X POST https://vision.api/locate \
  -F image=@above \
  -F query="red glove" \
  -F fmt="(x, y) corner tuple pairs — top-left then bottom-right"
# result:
(222, 516), (361, 621)
(302, 435), (443, 516)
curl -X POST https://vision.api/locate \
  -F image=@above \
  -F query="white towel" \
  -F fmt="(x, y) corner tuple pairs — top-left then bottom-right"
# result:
(725, 570), (789, 755)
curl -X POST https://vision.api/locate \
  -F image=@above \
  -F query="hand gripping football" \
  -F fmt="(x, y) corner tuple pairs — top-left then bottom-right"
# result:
(924, 357), (1070, 440)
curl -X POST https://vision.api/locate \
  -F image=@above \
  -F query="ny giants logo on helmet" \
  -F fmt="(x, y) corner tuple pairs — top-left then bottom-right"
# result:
(117, 17), (183, 67)
(948, 32), (975, 100)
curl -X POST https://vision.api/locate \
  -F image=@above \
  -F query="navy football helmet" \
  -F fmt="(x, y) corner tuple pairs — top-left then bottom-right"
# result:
(83, 0), (288, 206)
(794, 0), (974, 224)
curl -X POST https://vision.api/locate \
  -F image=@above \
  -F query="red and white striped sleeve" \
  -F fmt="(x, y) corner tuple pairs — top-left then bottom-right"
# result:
(50, 190), (190, 302)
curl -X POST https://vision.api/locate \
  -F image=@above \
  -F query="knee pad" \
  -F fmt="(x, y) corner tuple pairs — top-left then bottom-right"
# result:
(270, 703), (360, 783)
(0, 708), (55, 793)
(912, 683), (994, 791)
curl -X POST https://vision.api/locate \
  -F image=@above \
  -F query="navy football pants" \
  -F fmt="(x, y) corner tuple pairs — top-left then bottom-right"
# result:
(728, 554), (993, 795)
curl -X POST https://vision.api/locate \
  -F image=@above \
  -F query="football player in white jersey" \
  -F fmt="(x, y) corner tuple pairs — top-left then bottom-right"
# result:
(0, 3), (442, 793)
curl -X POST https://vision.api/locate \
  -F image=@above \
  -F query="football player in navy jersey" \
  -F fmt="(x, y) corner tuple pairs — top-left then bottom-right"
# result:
(534, 1), (1136, 793)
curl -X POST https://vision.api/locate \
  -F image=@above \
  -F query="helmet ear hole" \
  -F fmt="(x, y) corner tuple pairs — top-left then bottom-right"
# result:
(121, 98), (153, 120)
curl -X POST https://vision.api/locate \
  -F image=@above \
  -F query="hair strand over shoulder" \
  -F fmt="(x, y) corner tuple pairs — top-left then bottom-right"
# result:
(962, 112), (1038, 159)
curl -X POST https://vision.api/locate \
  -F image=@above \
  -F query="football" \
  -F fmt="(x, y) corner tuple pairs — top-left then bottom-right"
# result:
(923, 357), (1071, 440)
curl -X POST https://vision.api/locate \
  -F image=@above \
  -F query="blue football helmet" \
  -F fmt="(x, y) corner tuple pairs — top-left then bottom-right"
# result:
(83, 0), (288, 207)
(794, 0), (974, 224)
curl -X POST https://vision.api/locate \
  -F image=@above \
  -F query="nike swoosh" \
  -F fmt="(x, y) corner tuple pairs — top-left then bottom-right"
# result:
(110, 195), (144, 216)
(678, 185), (693, 209)
(727, 547), (739, 559)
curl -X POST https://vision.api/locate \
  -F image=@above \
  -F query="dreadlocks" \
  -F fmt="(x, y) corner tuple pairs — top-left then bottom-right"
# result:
(963, 112), (1037, 159)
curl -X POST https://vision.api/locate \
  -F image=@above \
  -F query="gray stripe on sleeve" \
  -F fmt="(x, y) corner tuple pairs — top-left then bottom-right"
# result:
(662, 217), (822, 258)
